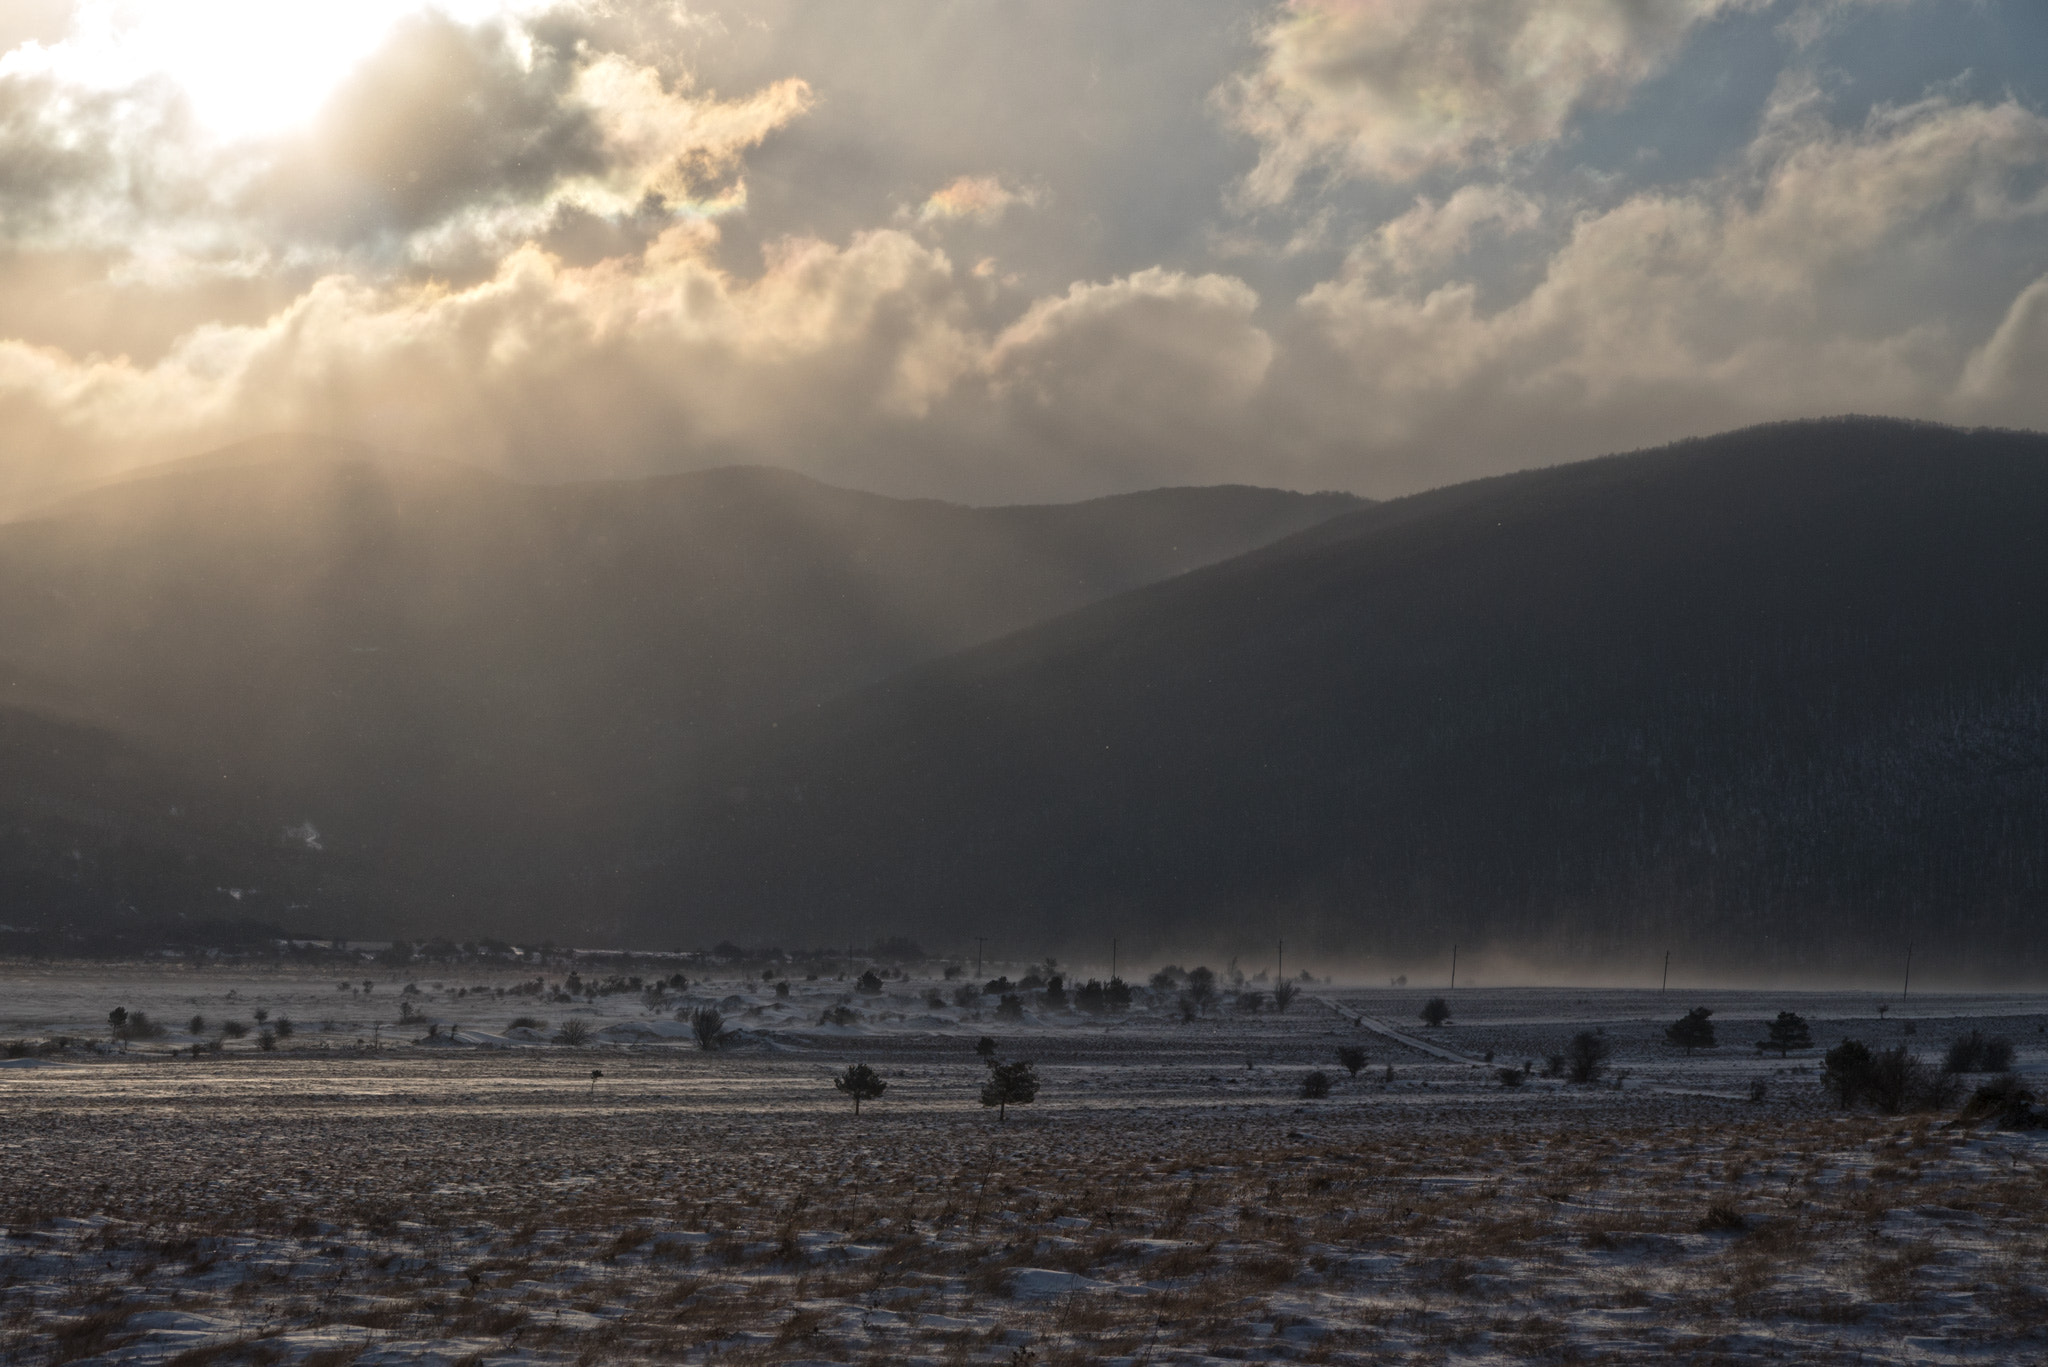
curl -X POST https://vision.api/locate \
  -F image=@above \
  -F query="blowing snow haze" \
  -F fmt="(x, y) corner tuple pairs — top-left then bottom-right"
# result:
(1, 2), (2046, 978)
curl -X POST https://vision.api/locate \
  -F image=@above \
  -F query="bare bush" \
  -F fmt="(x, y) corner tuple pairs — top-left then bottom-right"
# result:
(691, 1007), (725, 1050)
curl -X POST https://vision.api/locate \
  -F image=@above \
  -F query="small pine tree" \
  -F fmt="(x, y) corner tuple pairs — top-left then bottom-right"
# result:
(975, 1035), (998, 1063)
(1336, 1044), (1368, 1078)
(834, 1063), (888, 1116)
(980, 1060), (1040, 1119)
(1566, 1030), (1611, 1084)
(1665, 1007), (1716, 1054)
(1763, 1011), (1812, 1057)
(1272, 981), (1297, 1012)
(1300, 1070), (1331, 1099)
(855, 969), (884, 995)
(1420, 997), (1451, 1028)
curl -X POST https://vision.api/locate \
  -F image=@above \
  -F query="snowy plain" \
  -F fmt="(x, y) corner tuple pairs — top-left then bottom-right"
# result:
(3, 961), (2047, 1365)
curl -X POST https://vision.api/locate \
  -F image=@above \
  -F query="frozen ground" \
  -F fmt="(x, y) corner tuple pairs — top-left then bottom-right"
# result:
(3, 962), (2046, 1364)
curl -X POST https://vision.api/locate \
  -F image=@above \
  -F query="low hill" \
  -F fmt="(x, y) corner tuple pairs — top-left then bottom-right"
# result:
(645, 419), (2048, 981)
(0, 436), (1361, 937)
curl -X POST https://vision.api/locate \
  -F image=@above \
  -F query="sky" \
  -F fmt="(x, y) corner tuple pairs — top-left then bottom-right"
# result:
(0, 0), (2044, 506)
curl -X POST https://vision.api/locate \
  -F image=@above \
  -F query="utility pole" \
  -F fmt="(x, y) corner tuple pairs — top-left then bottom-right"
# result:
(1903, 945), (1913, 1000)
(1450, 944), (1458, 990)
(1277, 939), (1284, 985)
(1661, 951), (1670, 994)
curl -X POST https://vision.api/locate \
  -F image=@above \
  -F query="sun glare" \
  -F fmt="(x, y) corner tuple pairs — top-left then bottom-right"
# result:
(14, 0), (534, 141)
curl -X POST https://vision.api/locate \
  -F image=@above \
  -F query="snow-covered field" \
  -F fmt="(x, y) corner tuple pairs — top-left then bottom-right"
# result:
(4, 962), (2047, 1364)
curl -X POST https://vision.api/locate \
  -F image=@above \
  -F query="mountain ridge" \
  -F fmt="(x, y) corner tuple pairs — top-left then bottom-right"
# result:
(636, 418), (2048, 979)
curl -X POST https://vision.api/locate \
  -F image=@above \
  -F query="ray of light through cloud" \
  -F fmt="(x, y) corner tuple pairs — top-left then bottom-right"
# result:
(0, 0), (2041, 508)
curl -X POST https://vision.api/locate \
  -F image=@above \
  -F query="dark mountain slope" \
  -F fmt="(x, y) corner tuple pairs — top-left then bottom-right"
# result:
(0, 436), (1360, 937)
(647, 419), (2048, 980)
(0, 701), (346, 948)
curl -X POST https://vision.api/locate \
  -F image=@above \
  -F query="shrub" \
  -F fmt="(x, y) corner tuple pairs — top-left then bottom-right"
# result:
(188, 1015), (205, 1035)
(995, 993), (1025, 1021)
(273, 1017), (294, 1039)
(1699, 1200), (1746, 1232)
(1041, 975), (1067, 1009)
(553, 1019), (591, 1047)
(1185, 967), (1217, 1012)
(257, 1030), (276, 1051)
(1566, 1031), (1611, 1084)
(980, 1060), (1040, 1119)
(833, 1063), (887, 1115)
(508, 1016), (545, 1030)
(691, 1007), (725, 1050)
(1300, 1070), (1332, 1099)
(925, 989), (946, 1009)
(1945, 1031), (2015, 1074)
(1420, 997), (1450, 1028)
(1336, 1045), (1367, 1078)
(819, 1004), (858, 1027)
(1272, 981), (1298, 1012)
(1665, 1007), (1716, 1053)
(1959, 1075), (2042, 1129)
(1825, 1039), (1959, 1113)
(775, 980), (790, 998)
(1542, 1053), (1565, 1078)
(222, 1020), (249, 1039)
(1238, 991), (1265, 1015)
(953, 983), (980, 1008)
(1498, 1067), (1526, 1088)
(1148, 966), (1184, 991)
(855, 970), (884, 995)
(1761, 1011), (1812, 1057)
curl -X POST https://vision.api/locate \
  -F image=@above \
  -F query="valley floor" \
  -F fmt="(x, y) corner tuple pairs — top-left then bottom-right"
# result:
(3, 966), (2046, 1365)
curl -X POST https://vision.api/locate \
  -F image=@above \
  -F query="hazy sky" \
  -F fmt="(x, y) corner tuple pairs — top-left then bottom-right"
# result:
(1, 0), (2044, 503)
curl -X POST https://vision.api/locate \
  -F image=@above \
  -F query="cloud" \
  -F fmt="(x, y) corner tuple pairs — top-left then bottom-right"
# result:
(0, 221), (980, 494)
(1286, 93), (2048, 480)
(906, 175), (1034, 227)
(1224, 0), (1772, 199)
(1, 10), (812, 269)
(1959, 275), (2048, 426)
(985, 268), (1274, 482)
(1352, 184), (1544, 279)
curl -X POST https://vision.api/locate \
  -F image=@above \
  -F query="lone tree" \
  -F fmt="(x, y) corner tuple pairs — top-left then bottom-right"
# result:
(974, 1035), (998, 1063)
(1300, 1070), (1332, 1099)
(834, 1063), (888, 1116)
(1420, 997), (1451, 1028)
(1185, 967), (1218, 1014)
(980, 1059), (1040, 1120)
(690, 1006), (725, 1050)
(1566, 1030), (1612, 1084)
(1763, 1011), (1813, 1057)
(1337, 1044), (1368, 1078)
(1665, 1007), (1717, 1054)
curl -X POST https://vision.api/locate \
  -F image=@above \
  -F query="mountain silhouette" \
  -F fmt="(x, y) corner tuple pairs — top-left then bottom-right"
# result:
(0, 435), (1361, 940)
(643, 419), (2048, 981)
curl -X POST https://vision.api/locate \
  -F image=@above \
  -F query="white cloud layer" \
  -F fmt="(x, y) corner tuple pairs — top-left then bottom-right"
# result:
(0, 1), (2043, 507)
(1224, 0), (1775, 198)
